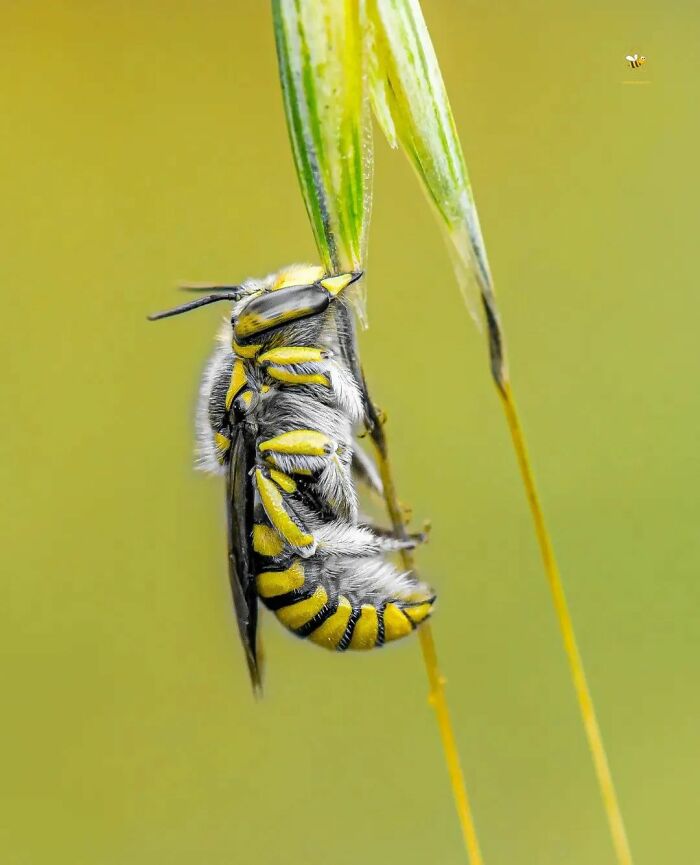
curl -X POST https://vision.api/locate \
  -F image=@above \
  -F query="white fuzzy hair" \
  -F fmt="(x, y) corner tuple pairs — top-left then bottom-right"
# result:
(193, 264), (432, 613)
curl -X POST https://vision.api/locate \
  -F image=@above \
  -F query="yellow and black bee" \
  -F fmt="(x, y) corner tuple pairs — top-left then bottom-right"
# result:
(625, 53), (646, 69)
(150, 265), (435, 690)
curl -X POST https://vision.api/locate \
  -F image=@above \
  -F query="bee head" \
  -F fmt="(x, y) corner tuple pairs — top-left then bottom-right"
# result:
(148, 267), (363, 334)
(231, 269), (363, 345)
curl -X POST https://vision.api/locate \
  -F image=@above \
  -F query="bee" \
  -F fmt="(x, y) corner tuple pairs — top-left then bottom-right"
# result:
(625, 53), (646, 69)
(150, 265), (435, 690)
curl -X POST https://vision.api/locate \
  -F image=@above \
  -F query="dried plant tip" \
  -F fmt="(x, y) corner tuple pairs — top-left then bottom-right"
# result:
(366, 0), (505, 382)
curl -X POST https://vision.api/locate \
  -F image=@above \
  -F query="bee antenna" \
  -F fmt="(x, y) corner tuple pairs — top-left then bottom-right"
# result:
(147, 292), (241, 321)
(178, 283), (245, 294)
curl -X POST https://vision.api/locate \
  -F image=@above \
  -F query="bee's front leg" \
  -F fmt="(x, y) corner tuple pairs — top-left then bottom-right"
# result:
(335, 303), (420, 546)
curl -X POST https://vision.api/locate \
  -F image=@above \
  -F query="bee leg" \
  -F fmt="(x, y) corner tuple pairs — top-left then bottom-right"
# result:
(257, 346), (328, 366)
(351, 443), (383, 496)
(257, 429), (337, 460)
(313, 522), (420, 558)
(359, 524), (428, 547)
(372, 533), (424, 553)
(257, 429), (339, 484)
(255, 468), (317, 558)
(334, 304), (385, 437)
(335, 304), (419, 550)
(256, 345), (332, 388)
(259, 452), (331, 477)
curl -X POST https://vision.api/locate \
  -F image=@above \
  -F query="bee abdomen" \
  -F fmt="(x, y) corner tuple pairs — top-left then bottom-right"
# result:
(333, 597), (435, 650)
(257, 559), (435, 651)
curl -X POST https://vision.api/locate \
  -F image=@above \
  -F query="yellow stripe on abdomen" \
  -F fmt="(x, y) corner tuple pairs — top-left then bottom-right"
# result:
(308, 596), (353, 649)
(348, 605), (379, 650)
(403, 602), (433, 626)
(276, 586), (328, 630)
(383, 603), (413, 642)
(256, 561), (305, 599)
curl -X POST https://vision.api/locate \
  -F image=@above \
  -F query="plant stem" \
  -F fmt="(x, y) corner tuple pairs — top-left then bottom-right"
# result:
(368, 417), (485, 865)
(497, 381), (633, 865)
(417, 625), (485, 865)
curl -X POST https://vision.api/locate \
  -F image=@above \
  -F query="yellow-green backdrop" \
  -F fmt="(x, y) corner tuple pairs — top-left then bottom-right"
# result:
(1, 2), (698, 864)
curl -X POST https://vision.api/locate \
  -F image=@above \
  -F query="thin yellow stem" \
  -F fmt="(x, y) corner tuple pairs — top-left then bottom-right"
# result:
(417, 625), (484, 865)
(370, 428), (484, 865)
(498, 381), (633, 865)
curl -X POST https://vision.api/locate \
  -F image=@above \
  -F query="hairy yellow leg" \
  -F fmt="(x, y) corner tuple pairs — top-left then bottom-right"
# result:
(266, 367), (330, 387)
(258, 429), (335, 456)
(255, 469), (316, 554)
(257, 345), (327, 365)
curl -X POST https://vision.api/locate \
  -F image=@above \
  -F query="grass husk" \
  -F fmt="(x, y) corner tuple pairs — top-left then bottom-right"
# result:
(272, 2), (633, 863)
(273, 1), (484, 859)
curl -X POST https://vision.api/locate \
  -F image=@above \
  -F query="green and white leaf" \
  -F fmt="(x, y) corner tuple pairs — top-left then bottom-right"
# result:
(272, 0), (504, 380)
(272, 0), (372, 286)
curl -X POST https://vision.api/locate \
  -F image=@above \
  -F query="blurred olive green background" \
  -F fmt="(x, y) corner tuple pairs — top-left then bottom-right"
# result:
(1, 2), (698, 864)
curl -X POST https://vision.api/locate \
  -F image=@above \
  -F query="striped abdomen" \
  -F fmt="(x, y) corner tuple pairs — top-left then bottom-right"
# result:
(255, 558), (434, 651)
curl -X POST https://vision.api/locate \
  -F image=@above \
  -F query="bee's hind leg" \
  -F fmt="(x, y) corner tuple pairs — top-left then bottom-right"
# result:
(314, 522), (422, 558)
(359, 524), (429, 548)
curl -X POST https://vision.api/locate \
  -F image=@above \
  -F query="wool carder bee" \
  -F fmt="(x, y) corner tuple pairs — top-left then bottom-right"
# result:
(150, 265), (435, 690)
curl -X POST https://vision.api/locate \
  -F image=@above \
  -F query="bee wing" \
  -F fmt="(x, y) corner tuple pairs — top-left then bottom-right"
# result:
(625, 54), (636, 61)
(225, 425), (263, 693)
